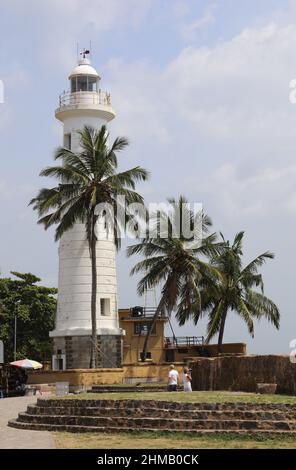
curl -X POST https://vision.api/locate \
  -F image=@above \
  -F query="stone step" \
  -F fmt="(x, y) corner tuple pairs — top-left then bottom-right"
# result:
(36, 398), (296, 412)
(8, 419), (296, 437)
(16, 412), (296, 431)
(11, 399), (296, 436)
(26, 404), (296, 421)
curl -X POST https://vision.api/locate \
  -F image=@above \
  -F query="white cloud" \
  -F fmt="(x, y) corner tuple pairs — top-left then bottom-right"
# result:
(106, 21), (296, 145)
(1, 61), (30, 88)
(0, 180), (36, 200)
(0, 106), (13, 130)
(178, 2), (217, 40)
(0, 62), (30, 129)
(47, 0), (152, 30)
(0, 181), (10, 198)
(106, 58), (170, 143)
(164, 22), (296, 145)
(5, 0), (153, 71)
(197, 163), (296, 217)
(44, 0), (151, 69)
(173, 1), (190, 19)
(103, 20), (296, 220)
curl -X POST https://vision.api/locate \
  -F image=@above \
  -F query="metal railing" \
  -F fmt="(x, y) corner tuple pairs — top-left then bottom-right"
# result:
(120, 306), (167, 320)
(164, 336), (204, 347)
(129, 306), (167, 319)
(58, 90), (112, 108)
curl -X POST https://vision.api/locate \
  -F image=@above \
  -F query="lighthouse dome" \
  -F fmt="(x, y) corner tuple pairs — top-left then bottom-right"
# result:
(69, 57), (101, 94)
(56, 54), (115, 123)
(69, 58), (100, 79)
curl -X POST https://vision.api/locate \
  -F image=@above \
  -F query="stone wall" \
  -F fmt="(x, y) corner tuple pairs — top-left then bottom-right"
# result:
(65, 336), (92, 369)
(29, 368), (124, 387)
(53, 335), (122, 369)
(191, 355), (296, 394)
(28, 363), (184, 387)
(97, 335), (122, 368)
(10, 397), (296, 434)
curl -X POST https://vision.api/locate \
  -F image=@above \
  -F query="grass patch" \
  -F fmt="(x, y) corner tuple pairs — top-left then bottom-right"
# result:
(53, 431), (296, 449)
(54, 390), (296, 404)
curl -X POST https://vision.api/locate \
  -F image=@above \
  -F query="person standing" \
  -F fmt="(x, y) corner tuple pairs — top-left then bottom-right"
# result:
(168, 364), (179, 391)
(183, 367), (192, 392)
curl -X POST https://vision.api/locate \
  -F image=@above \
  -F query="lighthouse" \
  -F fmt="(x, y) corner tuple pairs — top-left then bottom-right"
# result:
(50, 53), (123, 370)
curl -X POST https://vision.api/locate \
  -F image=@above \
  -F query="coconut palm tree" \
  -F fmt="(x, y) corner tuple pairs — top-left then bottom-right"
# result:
(30, 125), (149, 368)
(127, 195), (217, 361)
(178, 231), (280, 353)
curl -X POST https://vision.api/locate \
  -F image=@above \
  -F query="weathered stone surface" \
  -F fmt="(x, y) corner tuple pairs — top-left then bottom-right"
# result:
(8, 397), (296, 436)
(65, 336), (92, 369)
(257, 383), (278, 394)
(9, 419), (296, 436)
(53, 335), (122, 369)
(24, 404), (296, 421)
(35, 397), (296, 411)
(190, 355), (296, 394)
(97, 335), (122, 368)
(15, 412), (296, 431)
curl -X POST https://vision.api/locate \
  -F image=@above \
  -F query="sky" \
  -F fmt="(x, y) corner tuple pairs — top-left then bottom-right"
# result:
(0, 0), (296, 355)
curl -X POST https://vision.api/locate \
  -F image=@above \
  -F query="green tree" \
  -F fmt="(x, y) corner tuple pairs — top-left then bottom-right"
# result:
(30, 125), (149, 368)
(127, 195), (217, 361)
(0, 272), (57, 363)
(178, 232), (280, 353)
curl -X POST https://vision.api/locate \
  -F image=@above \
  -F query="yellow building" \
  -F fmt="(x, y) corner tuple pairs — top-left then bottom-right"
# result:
(119, 307), (167, 364)
(27, 307), (246, 388)
(119, 307), (246, 365)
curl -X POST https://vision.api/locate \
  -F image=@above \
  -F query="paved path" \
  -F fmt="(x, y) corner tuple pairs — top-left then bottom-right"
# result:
(0, 396), (55, 449)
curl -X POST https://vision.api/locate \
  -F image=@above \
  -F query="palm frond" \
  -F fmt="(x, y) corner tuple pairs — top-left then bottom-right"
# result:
(54, 197), (87, 241)
(236, 298), (254, 337)
(245, 290), (280, 329)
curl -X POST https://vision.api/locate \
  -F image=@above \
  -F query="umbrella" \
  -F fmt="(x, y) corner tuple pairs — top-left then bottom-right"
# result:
(10, 359), (43, 370)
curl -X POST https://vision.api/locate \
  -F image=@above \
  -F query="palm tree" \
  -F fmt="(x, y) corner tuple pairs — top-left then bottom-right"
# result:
(30, 125), (149, 368)
(127, 195), (217, 361)
(178, 231), (280, 353)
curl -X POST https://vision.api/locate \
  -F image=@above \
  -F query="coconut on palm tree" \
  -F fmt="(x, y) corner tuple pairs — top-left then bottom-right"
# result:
(127, 195), (217, 361)
(178, 231), (280, 353)
(30, 125), (149, 368)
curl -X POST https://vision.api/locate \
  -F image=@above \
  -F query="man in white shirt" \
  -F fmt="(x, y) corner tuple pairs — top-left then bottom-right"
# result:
(168, 364), (179, 391)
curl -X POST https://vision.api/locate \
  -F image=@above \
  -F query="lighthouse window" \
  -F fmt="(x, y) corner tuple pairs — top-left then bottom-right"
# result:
(88, 77), (97, 92)
(77, 75), (88, 92)
(71, 75), (98, 93)
(100, 298), (111, 316)
(71, 77), (77, 93)
(64, 133), (71, 150)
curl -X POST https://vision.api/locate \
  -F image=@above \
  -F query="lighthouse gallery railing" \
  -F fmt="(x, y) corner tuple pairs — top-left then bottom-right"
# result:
(58, 90), (112, 108)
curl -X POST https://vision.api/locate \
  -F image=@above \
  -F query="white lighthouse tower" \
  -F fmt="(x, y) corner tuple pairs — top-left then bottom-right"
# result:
(50, 52), (123, 370)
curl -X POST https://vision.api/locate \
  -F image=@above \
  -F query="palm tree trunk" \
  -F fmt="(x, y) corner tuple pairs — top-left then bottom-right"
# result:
(217, 307), (227, 354)
(141, 295), (166, 362)
(90, 214), (98, 369)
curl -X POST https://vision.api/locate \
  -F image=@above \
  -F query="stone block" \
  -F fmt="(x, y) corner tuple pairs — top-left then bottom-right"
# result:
(257, 383), (277, 394)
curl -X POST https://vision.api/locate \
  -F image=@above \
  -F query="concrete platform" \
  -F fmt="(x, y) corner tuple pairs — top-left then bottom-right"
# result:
(0, 396), (54, 449)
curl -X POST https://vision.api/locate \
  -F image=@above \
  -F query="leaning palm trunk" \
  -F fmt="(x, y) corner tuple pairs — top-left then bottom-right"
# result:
(141, 296), (166, 362)
(217, 307), (227, 354)
(89, 213), (98, 368)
